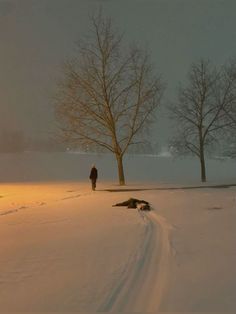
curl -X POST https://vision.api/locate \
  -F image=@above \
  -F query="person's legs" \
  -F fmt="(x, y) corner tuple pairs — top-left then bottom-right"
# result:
(91, 179), (96, 190)
(114, 198), (137, 207)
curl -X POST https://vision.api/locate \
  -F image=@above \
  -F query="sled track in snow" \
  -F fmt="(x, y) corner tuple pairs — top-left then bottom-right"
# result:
(98, 210), (174, 312)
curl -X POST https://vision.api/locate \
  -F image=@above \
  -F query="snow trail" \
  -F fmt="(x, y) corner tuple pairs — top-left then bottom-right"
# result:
(146, 211), (175, 311)
(99, 210), (174, 312)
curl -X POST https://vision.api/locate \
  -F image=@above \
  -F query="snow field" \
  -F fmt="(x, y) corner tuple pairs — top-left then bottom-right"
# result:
(0, 151), (236, 311)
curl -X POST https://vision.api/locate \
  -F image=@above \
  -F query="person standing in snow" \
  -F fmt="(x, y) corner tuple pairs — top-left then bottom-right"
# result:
(89, 164), (98, 191)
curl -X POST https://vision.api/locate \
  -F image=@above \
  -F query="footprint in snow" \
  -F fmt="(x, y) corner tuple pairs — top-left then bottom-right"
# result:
(0, 209), (18, 216)
(61, 194), (81, 200)
(207, 206), (222, 211)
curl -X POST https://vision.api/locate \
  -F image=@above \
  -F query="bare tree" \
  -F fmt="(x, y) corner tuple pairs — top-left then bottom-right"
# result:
(169, 59), (235, 182)
(55, 13), (164, 185)
(221, 59), (236, 131)
(215, 60), (236, 158)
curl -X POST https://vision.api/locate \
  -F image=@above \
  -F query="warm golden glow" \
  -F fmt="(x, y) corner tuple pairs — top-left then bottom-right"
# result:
(0, 182), (90, 216)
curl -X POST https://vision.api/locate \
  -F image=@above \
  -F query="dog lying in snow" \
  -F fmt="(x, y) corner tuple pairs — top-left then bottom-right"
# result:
(112, 198), (151, 211)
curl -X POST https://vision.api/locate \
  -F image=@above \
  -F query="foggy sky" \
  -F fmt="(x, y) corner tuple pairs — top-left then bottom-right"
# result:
(1, 0), (236, 145)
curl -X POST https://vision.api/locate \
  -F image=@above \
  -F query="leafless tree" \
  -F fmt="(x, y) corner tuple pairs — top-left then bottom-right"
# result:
(214, 60), (236, 158)
(55, 13), (164, 185)
(169, 59), (235, 182)
(221, 59), (236, 130)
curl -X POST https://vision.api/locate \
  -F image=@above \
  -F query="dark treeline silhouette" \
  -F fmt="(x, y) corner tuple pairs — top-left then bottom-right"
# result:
(0, 129), (67, 153)
(0, 130), (26, 153)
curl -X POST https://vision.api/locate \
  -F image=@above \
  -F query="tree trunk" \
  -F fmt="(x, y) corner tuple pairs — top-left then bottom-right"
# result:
(199, 145), (206, 182)
(116, 154), (125, 185)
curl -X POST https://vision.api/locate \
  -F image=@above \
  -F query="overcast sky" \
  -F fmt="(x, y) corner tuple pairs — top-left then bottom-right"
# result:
(1, 0), (236, 145)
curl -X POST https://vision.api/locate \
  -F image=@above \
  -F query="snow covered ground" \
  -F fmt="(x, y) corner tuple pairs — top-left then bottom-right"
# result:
(0, 153), (236, 312)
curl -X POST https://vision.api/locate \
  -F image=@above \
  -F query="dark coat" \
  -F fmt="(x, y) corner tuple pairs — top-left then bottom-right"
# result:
(113, 198), (150, 210)
(89, 167), (98, 180)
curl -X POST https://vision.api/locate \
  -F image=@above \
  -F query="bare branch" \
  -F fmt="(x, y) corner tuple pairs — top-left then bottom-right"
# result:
(54, 12), (164, 184)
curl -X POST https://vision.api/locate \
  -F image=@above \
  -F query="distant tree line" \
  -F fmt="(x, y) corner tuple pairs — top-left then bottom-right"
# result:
(0, 130), (67, 153)
(0, 130), (26, 153)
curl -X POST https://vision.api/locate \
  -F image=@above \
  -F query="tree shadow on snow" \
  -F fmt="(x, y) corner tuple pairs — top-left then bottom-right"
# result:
(103, 183), (236, 192)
